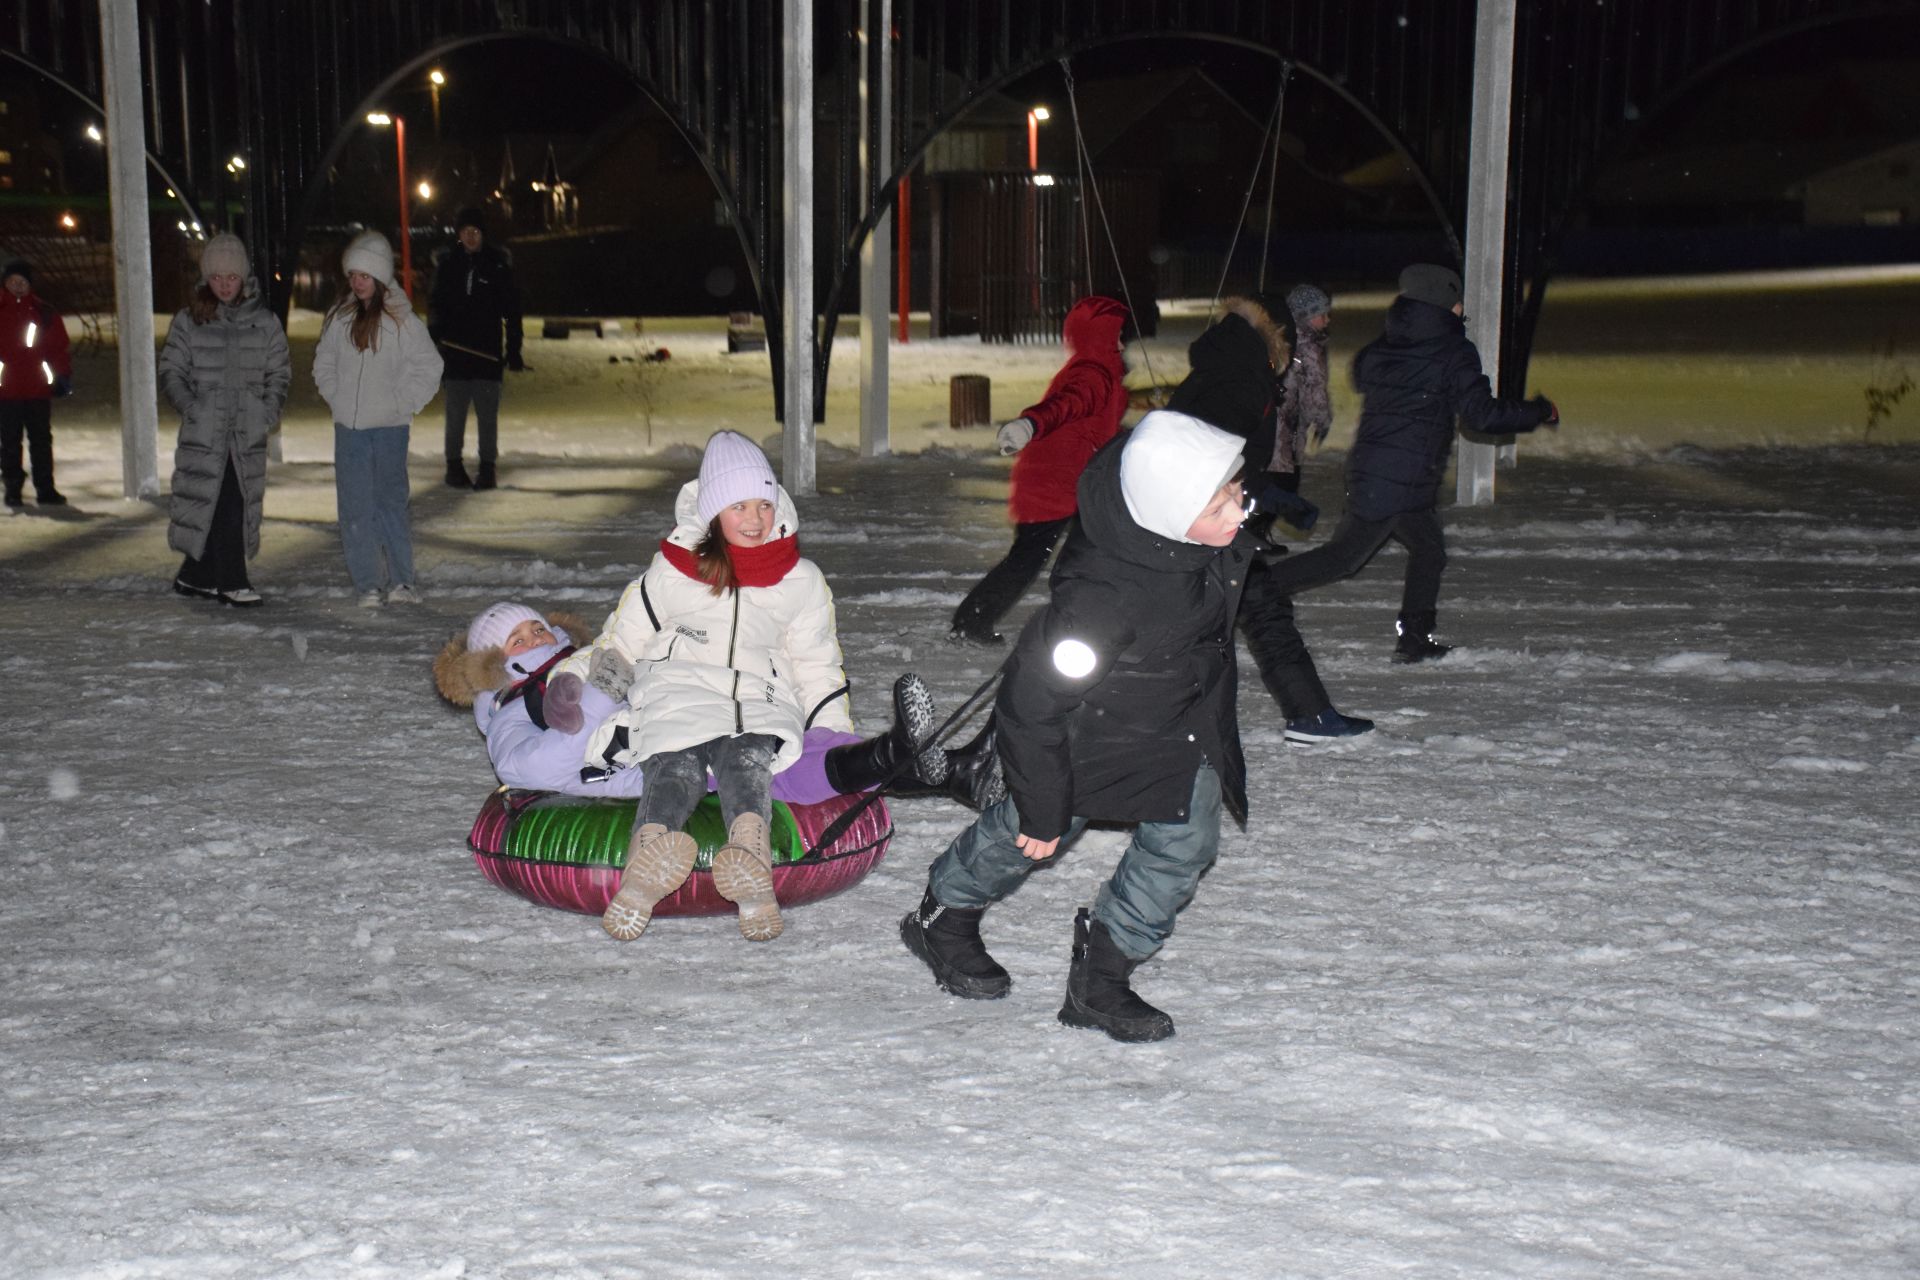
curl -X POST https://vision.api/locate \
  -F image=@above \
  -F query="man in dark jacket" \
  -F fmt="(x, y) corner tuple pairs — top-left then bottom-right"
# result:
(1260, 264), (1560, 662)
(429, 208), (524, 490)
(904, 410), (1252, 1043)
(1168, 296), (1372, 743)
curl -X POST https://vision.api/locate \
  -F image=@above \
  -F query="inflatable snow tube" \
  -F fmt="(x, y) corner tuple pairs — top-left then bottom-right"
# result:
(468, 788), (892, 918)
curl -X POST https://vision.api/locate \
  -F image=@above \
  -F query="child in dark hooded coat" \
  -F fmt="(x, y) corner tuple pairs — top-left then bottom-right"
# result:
(904, 409), (1255, 1043)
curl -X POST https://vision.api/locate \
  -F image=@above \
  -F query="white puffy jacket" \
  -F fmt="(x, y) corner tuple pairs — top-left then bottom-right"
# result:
(312, 290), (443, 429)
(564, 479), (854, 773)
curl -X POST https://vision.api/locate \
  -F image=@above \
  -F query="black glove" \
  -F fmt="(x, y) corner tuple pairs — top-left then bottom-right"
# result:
(54, 374), (73, 399)
(506, 353), (527, 373)
(1532, 395), (1559, 428)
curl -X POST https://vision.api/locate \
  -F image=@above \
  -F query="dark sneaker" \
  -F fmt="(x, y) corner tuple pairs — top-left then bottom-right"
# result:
(4, 489), (22, 509)
(1392, 637), (1452, 664)
(1284, 707), (1375, 744)
(473, 463), (497, 490)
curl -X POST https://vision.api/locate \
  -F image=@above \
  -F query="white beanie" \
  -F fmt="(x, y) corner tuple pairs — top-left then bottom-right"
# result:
(695, 430), (778, 524)
(198, 233), (250, 282)
(468, 602), (548, 653)
(1119, 410), (1247, 544)
(341, 230), (398, 288)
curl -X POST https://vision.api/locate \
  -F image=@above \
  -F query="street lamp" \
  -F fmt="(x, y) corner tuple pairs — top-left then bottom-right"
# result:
(1027, 105), (1050, 171)
(428, 68), (446, 139)
(366, 111), (414, 299)
(416, 180), (434, 202)
(84, 123), (103, 143)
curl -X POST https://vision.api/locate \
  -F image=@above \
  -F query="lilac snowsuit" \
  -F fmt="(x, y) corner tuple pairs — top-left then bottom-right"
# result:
(474, 639), (861, 802)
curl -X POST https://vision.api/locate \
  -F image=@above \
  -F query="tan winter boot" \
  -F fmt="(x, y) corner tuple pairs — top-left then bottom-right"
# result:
(602, 823), (699, 941)
(710, 812), (783, 941)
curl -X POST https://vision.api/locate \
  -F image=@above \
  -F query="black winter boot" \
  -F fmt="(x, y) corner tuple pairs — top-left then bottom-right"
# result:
(1393, 611), (1452, 664)
(473, 460), (498, 490)
(445, 458), (473, 489)
(886, 715), (1007, 811)
(823, 673), (947, 794)
(1058, 908), (1174, 1042)
(900, 887), (1011, 999)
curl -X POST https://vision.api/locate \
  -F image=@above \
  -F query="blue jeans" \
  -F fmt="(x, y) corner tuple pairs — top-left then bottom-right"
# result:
(927, 765), (1224, 961)
(333, 424), (414, 592)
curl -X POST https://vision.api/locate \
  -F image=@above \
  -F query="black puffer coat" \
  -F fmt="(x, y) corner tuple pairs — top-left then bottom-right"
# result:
(994, 432), (1253, 842)
(1346, 297), (1552, 520)
(428, 243), (524, 381)
(1166, 302), (1285, 470)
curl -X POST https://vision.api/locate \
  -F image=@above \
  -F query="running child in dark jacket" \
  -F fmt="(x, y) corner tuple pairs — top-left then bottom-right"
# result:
(949, 295), (1131, 645)
(904, 409), (1253, 1043)
(1258, 264), (1559, 662)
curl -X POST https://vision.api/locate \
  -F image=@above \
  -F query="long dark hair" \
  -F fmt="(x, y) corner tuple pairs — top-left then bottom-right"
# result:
(326, 278), (389, 352)
(693, 516), (738, 597)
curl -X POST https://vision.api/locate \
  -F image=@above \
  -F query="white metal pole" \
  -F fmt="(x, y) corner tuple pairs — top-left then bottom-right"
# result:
(857, 0), (892, 458)
(1458, 0), (1517, 507)
(100, 0), (159, 500)
(781, 0), (817, 495)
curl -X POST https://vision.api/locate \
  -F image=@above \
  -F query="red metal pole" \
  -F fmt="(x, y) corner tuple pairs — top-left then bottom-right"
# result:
(895, 174), (911, 344)
(1028, 111), (1038, 170)
(395, 115), (413, 301)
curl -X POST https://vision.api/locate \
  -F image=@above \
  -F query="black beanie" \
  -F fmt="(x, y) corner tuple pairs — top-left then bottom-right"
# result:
(1, 259), (32, 287)
(1398, 263), (1462, 311)
(455, 207), (486, 234)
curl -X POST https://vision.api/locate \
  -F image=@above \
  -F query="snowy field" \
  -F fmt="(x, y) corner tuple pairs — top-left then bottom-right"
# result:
(2, 274), (1918, 1277)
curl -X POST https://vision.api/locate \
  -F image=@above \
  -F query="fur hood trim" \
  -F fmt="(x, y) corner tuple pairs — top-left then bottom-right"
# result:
(1222, 296), (1290, 370)
(432, 608), (593, 706)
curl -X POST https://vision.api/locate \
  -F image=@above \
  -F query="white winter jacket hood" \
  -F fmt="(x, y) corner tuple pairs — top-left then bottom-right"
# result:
(312, 289), (444, 429)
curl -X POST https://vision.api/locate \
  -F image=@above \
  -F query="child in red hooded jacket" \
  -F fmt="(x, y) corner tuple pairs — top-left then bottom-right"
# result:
(948, 295), (1130, 645)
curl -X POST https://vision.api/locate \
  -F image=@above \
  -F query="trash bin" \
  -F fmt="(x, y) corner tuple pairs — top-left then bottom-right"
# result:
(950, 374), (991, 430)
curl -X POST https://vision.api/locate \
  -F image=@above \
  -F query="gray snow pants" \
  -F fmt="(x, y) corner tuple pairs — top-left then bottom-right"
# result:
(927, 765), (1224, 961)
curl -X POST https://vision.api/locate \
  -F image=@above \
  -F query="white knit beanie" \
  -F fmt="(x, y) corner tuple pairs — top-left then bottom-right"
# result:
(695, 431), (778, 524)
(342, 230), (398, 288)
(198, 233), (250, 282)
(1119, 410), (1247, 544)
(467, 602), (548, 653)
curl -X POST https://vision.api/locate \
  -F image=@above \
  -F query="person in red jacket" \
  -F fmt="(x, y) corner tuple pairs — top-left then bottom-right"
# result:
(949, 295), (1130, 644)
(0, 259), (74, 508)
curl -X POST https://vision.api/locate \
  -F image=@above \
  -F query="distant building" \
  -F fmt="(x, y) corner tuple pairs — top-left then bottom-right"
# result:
(1799, 138), (1920, 226)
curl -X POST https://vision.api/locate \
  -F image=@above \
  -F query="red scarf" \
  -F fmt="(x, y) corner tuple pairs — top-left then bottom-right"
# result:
(659, 534), (800, 587)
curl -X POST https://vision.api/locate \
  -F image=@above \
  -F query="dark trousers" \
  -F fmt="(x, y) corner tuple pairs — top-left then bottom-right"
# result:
(1238, 558), (1329, 721)
(1257, 507), (1448, 622)
(176, 459), (251, 593)
(443, 379), (502, 464)
(0, 399), (55, 497)
(633, 734), (781, 835)
(951, 517), (1071, 638)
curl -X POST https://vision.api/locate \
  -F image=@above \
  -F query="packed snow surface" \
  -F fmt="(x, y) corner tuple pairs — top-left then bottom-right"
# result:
(3, 293), (1917, 1278)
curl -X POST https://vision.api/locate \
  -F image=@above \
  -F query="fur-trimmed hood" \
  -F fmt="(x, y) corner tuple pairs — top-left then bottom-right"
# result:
(432, 608), (593, 707)
(1219, 296), (1291, 371)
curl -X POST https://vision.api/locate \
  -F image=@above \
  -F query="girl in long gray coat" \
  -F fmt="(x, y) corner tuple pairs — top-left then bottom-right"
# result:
(162, 233), (290, 606)
(313, 230), (444, 608)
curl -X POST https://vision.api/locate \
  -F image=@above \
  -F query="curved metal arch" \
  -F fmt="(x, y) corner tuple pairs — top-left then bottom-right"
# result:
(279, 29), (767, 318)
(0, 47), (208, 235)
(1506, 3), (1920, 390)
(814, 27), (1464, 403)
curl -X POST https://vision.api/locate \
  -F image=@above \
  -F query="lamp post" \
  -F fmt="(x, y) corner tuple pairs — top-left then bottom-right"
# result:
(1027, 105), (1049, 170)
(366, 111), (413, 300)
(428, 68), (445, 139)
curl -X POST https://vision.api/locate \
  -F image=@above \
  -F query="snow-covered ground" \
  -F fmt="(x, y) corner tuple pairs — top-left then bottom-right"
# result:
(3, 277), (1918, 1277)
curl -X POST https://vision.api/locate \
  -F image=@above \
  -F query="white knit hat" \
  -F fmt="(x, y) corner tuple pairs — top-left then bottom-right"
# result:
(341, 230), (398, 288)
(1119, 410), (1247, 544)
(467, 602), (548, 653)
(198, 233), (250, 282)
(695, 430), (778, 524)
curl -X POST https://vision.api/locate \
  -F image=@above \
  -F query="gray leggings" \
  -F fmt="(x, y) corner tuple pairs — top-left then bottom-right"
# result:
(632, 734), (780, 835)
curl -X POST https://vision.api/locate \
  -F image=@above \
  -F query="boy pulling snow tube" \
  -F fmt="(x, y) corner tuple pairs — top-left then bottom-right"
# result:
(468, 787), (891, 918)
